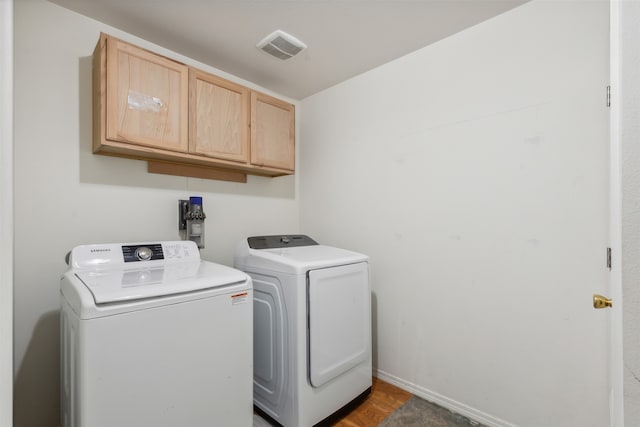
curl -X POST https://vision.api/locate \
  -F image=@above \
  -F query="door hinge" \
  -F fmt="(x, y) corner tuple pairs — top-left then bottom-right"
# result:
(607, 247), (612, 270)
(607, 85), (611, 108)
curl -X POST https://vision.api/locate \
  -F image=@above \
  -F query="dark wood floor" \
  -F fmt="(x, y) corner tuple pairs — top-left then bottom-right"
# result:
(330, 378), (412, 427)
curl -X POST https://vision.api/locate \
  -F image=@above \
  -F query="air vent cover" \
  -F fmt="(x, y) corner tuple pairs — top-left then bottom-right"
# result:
(256, 30), (307, 60)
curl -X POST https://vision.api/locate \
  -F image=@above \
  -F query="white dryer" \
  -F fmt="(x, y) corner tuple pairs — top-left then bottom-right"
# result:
(234, 235), (372, 427)
(60, 241), (253, 427)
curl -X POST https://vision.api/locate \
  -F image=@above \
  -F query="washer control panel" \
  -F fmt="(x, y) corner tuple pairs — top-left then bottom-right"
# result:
(122, 244), (164, 262)
(248, 235), (318, 249)
(66, 241), (200, 269)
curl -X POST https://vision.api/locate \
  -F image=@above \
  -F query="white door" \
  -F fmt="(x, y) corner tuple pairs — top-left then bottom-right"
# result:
(308, 263), (370, 387)
(608, 1), (624, 425)
(0, 1), (13, 425)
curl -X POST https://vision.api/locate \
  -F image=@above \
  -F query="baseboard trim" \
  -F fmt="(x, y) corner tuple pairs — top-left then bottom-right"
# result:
(374, 369), (516, 427)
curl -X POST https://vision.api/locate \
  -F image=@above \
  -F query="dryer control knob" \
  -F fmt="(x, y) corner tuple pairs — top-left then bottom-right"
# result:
(280, 237), (290, 244)
(135, 246), (153, 261)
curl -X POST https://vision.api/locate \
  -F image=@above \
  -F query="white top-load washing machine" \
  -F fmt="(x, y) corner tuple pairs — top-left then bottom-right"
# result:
(60, 240), (253, 427)
(234, 235), (372, 427)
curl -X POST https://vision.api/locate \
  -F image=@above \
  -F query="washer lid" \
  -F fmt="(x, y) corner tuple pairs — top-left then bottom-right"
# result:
(75, 261), (248, 304)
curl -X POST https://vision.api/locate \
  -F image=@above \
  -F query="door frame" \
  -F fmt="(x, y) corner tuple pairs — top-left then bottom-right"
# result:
(609, 1), (624, 426)
(0, 0), (14, 425)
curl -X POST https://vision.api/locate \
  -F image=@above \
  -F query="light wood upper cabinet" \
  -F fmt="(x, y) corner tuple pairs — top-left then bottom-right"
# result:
(251, 92), (295, 171)
(189, 69), (250, 163)
(93, 33), (295, 181)
(101, 34), (189, 152)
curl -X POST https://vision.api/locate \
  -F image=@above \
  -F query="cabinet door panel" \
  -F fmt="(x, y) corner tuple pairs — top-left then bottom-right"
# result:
(106, 38), (188, 152)
(190, 70), (249, 163)
(251, 92), (295, 171)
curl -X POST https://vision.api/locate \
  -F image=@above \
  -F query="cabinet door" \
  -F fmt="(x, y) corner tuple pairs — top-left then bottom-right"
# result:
(189, 70), (249, 163)
(105, 36), (188, 152)
(250, 92), (295, 171)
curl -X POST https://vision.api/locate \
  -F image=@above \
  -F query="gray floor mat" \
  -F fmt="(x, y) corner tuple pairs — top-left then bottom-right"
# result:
(379, 396), (485, 427)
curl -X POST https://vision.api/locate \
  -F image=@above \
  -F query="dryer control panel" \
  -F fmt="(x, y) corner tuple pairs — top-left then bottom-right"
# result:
(248, 235), (318, 249)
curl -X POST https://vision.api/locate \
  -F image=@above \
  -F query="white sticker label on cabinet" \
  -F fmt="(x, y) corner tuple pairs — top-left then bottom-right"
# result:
(127, 90), (165, 112)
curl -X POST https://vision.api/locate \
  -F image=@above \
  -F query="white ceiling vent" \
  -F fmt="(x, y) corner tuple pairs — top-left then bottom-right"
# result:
(256, 30), (307, 60)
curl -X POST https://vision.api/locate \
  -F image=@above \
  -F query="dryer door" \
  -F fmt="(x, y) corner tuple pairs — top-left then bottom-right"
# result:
(308, 262), (370, 388)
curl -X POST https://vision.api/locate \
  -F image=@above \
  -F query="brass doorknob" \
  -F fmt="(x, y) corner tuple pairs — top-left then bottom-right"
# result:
(593, 294), (612, 309)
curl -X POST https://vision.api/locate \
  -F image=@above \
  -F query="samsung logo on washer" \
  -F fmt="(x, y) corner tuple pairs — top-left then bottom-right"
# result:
(90, 248), (111, 253)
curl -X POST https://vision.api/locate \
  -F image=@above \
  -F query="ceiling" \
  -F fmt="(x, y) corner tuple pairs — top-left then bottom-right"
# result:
(49, 0), (529, 100)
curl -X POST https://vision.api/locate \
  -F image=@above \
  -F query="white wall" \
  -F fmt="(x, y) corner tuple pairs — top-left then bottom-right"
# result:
(13, 1), (300, 425)
(620, 1), (640, 424)
(0, 0), (13, 426)
(300, 1), (609, 426)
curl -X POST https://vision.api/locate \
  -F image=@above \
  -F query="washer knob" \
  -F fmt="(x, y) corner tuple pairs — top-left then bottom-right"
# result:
(280, 237), (290, 244)
(135, 246), (153, 261)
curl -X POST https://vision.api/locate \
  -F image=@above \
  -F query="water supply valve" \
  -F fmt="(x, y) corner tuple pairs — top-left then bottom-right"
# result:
(179, 197), (206, 249)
